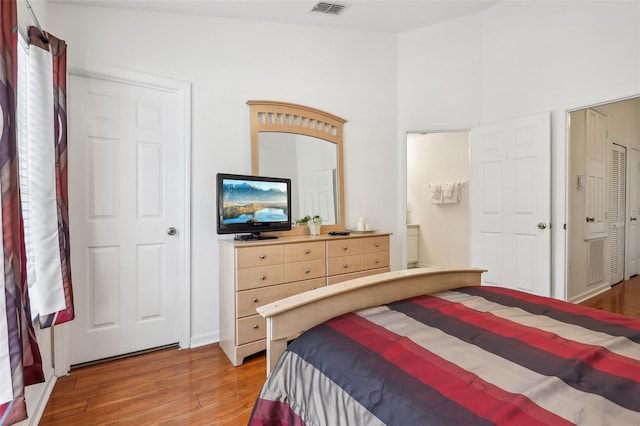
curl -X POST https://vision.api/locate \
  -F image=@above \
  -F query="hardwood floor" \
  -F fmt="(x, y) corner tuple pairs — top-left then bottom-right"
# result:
(579, 274), (640, 319)
(40, 276), (640, 425)
(39, 344), (266, 425)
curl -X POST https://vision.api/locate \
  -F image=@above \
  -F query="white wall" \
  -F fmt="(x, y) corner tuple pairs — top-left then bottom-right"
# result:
(41, 3), (399, 348)
(398, 0), (640, 299)
(407, 132), (470, 268)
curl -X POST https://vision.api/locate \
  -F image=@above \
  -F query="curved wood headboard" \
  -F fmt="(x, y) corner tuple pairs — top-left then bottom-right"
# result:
(257, 267), (485, 374)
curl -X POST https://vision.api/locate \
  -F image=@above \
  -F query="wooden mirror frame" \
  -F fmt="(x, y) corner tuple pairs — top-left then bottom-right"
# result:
(248, 100), (346, 235)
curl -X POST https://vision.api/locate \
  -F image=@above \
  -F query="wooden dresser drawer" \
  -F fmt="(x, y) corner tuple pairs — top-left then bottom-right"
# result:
(327, 239), (362, 258)
(236, 278), (325, 318)
(287, 259), (326, 282)
(285, 241), (326, 262)
(237, 245), (285, 269)
(327, 267), (391, 285)
(236, 315), (265, 345)
(362, 236), (390, 253)
(327, 254), (361, 276)
(237, 265), (286, 291)
(362, 251), (390, 270)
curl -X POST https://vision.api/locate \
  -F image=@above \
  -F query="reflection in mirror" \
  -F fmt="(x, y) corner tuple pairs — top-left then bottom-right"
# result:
(259, 133), (338, 224)
(248, 100), (346, 235)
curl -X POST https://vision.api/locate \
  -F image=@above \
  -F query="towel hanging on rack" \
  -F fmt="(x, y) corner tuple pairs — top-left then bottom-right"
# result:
(429, 180), (466, 204)
(428, 182), (442, 204)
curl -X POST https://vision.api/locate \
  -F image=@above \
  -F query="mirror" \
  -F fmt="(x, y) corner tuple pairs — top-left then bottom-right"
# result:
(248, 100), (346, 234)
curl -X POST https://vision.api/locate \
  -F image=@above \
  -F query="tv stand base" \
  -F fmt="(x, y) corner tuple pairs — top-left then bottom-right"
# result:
(234, 233), (278, 241)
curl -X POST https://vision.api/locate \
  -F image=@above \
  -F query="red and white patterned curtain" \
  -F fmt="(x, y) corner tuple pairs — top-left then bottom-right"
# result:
(27, 27), (74, 328)
(0, 1), (45, 425)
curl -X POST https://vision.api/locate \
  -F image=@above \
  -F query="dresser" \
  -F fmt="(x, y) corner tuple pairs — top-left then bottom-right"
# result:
(219, 233), (391, 366)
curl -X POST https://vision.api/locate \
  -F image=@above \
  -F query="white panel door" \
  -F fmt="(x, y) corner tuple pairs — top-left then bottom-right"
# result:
(610, 144), (626, 284)
(68, 74), (181, 365)
(585, 109), (608, 239)
(627, 148), (639, 278)
(471, 113), (551, 296)
(298, 169), (336, 224)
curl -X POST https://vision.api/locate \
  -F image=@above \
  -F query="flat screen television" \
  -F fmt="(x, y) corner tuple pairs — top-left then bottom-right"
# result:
(216, 173), (292, 240)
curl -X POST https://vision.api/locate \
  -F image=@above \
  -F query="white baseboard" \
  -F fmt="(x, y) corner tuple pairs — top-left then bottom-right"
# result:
(415, 263), (441, 269)
(20, 369), (57, 426)
(569, 282), (611, 304)
(190, 331), (219, 348)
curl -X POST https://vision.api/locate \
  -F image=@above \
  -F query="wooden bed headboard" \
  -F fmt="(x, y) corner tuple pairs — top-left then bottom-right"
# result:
(257, 267), (485, 374)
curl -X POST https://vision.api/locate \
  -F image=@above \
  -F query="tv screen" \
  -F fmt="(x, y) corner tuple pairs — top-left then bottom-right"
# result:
(216, 173), (292, 239)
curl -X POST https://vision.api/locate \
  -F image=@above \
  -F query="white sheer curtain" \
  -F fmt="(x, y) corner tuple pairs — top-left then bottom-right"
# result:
(17, 34), (65, 321)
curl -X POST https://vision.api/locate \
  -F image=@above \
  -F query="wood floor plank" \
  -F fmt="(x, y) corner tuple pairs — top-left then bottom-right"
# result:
(39, 278), (639, 425)
(580, 275), (640, 318)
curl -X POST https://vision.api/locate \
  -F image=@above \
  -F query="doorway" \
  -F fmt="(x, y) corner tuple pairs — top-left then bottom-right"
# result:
(406, 131), (471, 269)
(567, 97), (640, 301)
(64, 67), (191, 367)
(406, 112), (551, 296)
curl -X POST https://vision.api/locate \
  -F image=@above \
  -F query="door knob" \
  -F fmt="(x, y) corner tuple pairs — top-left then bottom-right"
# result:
(537, 222), (547, 230)
(167, 227), (177, 236)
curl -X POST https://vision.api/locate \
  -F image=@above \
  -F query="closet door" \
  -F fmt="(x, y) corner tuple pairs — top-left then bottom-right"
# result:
(610, 144), (626, 285)
(585, 109), (608, 239)
(626, 148), (639, 278)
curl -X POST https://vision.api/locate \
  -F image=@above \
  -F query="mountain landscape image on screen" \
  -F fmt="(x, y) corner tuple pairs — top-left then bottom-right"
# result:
(222, 181), (288, 223)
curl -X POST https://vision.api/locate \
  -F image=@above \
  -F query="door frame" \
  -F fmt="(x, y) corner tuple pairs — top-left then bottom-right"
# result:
(54, 65), (192, 376)
(565, 93), (640, 303)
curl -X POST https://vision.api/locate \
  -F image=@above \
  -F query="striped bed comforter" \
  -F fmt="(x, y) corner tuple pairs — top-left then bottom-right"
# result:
(249, 286), (640, 426)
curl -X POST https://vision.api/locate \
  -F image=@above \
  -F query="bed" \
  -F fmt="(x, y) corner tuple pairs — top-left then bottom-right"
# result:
(248, 268), (640, 425)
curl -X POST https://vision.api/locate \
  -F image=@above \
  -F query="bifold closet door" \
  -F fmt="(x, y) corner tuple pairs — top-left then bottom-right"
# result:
(610, 144), (626, 285)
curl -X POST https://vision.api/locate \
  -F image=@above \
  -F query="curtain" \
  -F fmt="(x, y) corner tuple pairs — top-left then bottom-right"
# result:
(0, 1), (44, 425)
(27, 27), (74, 328)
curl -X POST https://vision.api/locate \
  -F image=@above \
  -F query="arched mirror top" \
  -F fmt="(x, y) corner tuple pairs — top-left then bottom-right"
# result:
(248, 100), (346, 234)
(247, 100), (346, 149)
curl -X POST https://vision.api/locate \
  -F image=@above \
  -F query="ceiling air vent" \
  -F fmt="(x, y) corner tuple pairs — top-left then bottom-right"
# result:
(311, 2), (348, 16)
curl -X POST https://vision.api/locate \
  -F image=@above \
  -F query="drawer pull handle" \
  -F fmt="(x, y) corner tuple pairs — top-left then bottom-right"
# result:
(253, 324), (259, 329)
(375, 242), (380, 247)
(343, 264), (348, 268)
(305, 269), (311, 274)
(304, 249), (310, 254)
(342, 246), (348, 251)
(311, 286), (316, 290)
(260, 275), (266, 280)
(375, 259), (379, 264)
(259, 254), (266, 259)
(253, 298), (259, 303)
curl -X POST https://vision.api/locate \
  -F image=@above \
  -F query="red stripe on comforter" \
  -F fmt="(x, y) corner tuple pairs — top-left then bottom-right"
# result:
(327, 312), (571, 426)
(412, 295), (640, 380)
(250, 399), (307, 426)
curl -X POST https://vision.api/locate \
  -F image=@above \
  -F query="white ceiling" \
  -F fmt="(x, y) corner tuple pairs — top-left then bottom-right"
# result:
(49, 0), (500, 33)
